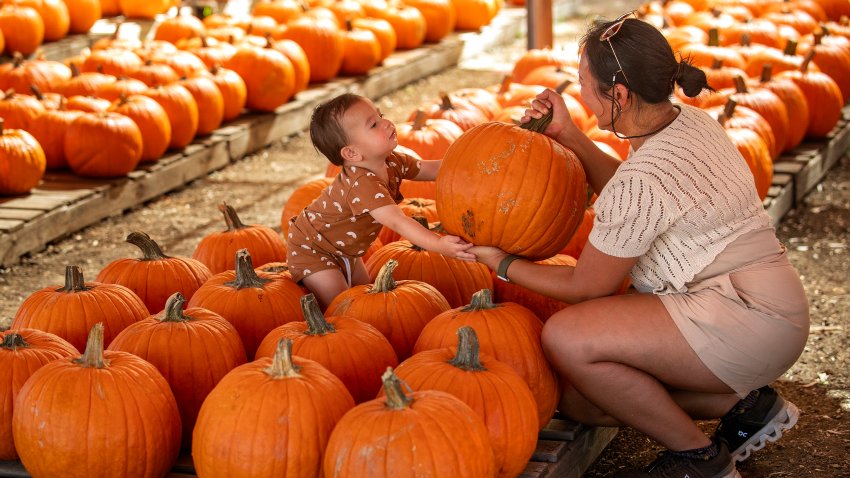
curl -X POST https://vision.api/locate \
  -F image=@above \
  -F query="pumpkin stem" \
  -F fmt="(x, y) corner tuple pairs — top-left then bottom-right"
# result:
(711, 57), (723, 70)
(716, 111), (729, 128)
(555, 79), (572, 95)
(382, 367), (414, 410)
(261, 263), (290, 274)
(0, 118), (4, 135)
(57, 265), (92, 292)
(733, 75), (748, 94)
(800, 50), (815, 73)
(707, 28), (720, 47)
(722, 97), (738, 119)
(447, 326), (487, 371)
(1, 333), (28, 350)
(519, 107), (553, 133)
(159, 293), (192, 323)
(265, 338), (302, 378)
(73, 323), (108, 369)
(30, 84), (45, 100)
(301, 294), (336, 335)
(462, 289), (499, 311)
(224, 249), (271, 289)
(370, 259), (398, 293)
(439, 92), (455, 111)
(740, 32), (751, 47)
(412, 110), (426, 130)
(126, 231), (170, 261)
(760, 63), (773, 83)
(498, 75), (511, 94)
(783, 39), (798, 56)
(218, 202), (247, 231)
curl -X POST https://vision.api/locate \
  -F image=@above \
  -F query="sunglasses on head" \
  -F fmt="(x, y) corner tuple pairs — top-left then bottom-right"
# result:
(600, 11), (636, 88)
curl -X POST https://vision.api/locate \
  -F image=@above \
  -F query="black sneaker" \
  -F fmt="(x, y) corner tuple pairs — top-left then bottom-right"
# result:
(713, 385), (800, 463)
(616, 442), (741, 478)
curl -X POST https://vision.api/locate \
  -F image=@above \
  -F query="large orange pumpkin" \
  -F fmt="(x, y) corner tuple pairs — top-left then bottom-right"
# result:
(108, 94), (172, 162)
(391, 326), (538, 478)
(0, 118), (45, 195)
(188, 249), (305, 360)
(65, 111), (144, 177)
(776, 51), (843, 138)
(280, 176), (333, 237)
(323, 368), (495, 477)
(396, 110), (464, 160)
(0, 4), (44, 56)
(224, 41), (296, 112)
(255, 294), (399, 403)
(436, 112), (586, 260)
(12, 324), (181, 478)
(179, 75), (224, 135)
(119, 0), (170, 18)
(193, 202), (288, 274)
(205, 65), (247, 122)
(279, 16), (344, 83)
(143, 83), (199, 150)
(64, 0), (100, 34)
(413, 288), (560, 429)
(193, 338), (354, 478)
(756, 63), (810, 152)
(108, 292), (247, 449)
(0, 329), (78, 460)
(327, 259), (451, 360)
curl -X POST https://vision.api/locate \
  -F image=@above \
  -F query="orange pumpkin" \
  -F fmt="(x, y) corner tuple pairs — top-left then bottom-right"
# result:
(153, 12), (206, 44)
(205, 65), (247, 122)
(0, 119), (45, 195)
(12, 265), (148, 352)
(405, 0), (456, 43)
(188, 249), (305, 360)
(26, 104), (82, 170)
(95, 76), (148, 101)
(143, 83), (199, 150)
(193, 202), (288, 274)
(252, 0), (304, 24)
(179, 75), (225, 135)
(0, 4), (44, 56)
(327, 259), (451, 360)
(255, 294), (399, 403)
(65, 111), (143, 177)
(396, 110), (464, 160)
(280, 176), (333, 237)
(391, 326), (538, 478)
(323, 368), (495, 477)
(108, 292), (247, 449)
(81, 48), (144, 77)
(352, 17), (396, 62)
(271, 38), (310, 94)
(452, 0), (495, 31)
(719, 117), (773, 201)
(378, 199), (439, 244)
(53, 64), (115, 97)
(224, 41), (296, 112)
(436, 113), (586, 260)
(756, 63), (810, 152)
(776, 51), (843, 138)
(0, 329), (78, 460)
(128, 59), (179, 87)
(37, 0), (70, 42)
(108, 94), (171, 162)
(412, 92), (489, 131)
(378, 4), (426, 49)
(193, 338), (354, 478)
(510, 48), (573, 83)
(0, 89), (44, 131)
(65, 94), (112, 112)
(279, 16), (344, 83)
(64, 0), (100, 34)
(414, 289), (560, 429)
(12, 324), (181, 478)
(119, 0), (170, 18)
(339, 20), (381, 76)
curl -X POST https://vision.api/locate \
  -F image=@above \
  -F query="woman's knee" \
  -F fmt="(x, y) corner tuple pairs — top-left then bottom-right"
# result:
(541, 309), (591, 368)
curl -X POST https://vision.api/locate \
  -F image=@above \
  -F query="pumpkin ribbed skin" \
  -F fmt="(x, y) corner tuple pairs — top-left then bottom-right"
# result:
(108, 293), (247, 449)
(64, 112), (143, 177)
(0, 5), (44, 56)
(777, 61), (843, 138)
(206, 65), (247, 122)
(179, 75), (224, 135)
(323, 369), (495, 478)
(188, 249), (305, 360)
(0, 329), (78, 460)
(327, 259), (451, 360)
(364, 240), (493, 308)
(280, 16), (344, 83)
(12, 266), (148, 351)
(143, 83), (199, 150)
(255, 295), (399, 403)
(224, 43), (295, 112)
(65, 0), (100, 34)
(107, 94), (172, 162)
(413, 289), (560, 429)
(377, 198), (439, 245)
(96, 232), (212, 314)
(757, 64), (810, 151)
(280, 177), (333, 237)
(396, 111), (464, 160)
(193, 339), (354, 478)
(12, 325), (181, 478)
(436, 119), (586, 260)
(725, 127), (773, 200)
(0, 121), (45, 195)
(193, 202), (287, 274)
(391, 327), (538, 478)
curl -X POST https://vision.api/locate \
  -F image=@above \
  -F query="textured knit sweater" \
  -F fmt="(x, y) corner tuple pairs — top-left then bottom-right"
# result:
(588, 104), (772, 294)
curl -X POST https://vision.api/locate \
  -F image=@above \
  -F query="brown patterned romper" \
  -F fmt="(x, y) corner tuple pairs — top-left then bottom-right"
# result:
(286, 151), (421, 283)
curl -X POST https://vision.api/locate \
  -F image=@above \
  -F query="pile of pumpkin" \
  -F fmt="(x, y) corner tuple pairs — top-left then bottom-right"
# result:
(2, 199), (568, 477)
(0, 0), (512, 195)
(0, 0), (176, 57)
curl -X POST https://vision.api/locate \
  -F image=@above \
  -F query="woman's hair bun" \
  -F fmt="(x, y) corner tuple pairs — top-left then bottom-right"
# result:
(675, 60), (711, 98)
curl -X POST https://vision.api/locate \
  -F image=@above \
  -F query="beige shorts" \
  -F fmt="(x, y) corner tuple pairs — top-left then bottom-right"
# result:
(659, 228), (810, 397)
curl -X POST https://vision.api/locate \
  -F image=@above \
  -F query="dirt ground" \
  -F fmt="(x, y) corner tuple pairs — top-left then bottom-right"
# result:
(2, 3), (849, 477)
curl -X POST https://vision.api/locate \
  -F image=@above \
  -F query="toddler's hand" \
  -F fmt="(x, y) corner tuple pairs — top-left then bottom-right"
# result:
(440, 235), (476, 262)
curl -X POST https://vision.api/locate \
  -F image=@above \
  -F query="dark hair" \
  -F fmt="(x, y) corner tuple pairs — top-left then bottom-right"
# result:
(309, 93), (365, 166)
(580, 16), (709, 103)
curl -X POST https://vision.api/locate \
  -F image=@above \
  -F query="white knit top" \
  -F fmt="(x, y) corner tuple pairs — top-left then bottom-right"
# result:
(588, 104), (772, 294)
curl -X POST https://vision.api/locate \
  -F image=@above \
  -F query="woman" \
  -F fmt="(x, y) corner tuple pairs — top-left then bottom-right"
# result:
(470, 13), (809, 478)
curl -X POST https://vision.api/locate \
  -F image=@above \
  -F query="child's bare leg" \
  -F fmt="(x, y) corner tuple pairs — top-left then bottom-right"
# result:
(302, 269), (350, 310)
(351, 257), (372, 286)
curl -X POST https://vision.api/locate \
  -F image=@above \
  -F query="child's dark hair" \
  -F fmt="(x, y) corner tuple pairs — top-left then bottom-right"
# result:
(580, 16), (710, 104)
(309, 93), (365, 166)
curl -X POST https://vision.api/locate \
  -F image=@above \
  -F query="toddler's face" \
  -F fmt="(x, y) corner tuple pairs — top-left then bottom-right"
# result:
(341, 99), (398, 161)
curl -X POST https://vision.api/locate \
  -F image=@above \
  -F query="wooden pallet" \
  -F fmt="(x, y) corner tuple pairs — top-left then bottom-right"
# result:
(0, 418), (617, 478)
(0, 5), (532, 267)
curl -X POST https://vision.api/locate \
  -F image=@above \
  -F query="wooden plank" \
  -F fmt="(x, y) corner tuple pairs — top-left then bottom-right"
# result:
(0, 461), (29, 478)
(0, 209), (44, 221)
(532, 439), (571, 463)
(539, 417), (583, 441)
(520, 461), (552, 478)
(544, 426), (619, 478)
(0, 219), (24, 232)
(765, 177), (795, 225)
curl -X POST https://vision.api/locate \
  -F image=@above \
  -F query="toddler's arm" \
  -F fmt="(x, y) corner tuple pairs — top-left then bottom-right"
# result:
(414, 159), (442, 181)
(370, 204), (475, 261)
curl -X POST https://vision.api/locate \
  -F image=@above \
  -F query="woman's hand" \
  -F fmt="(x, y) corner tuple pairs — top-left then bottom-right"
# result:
(520, 89), (577, 141)
(438, 235), (476, 262)
(468, 245), (509, 271)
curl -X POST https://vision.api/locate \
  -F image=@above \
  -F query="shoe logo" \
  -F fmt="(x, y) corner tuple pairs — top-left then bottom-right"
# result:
(738, 431), (748, 437)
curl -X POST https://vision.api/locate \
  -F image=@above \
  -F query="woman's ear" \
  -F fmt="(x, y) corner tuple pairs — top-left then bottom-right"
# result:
(614, 84), (629, 106)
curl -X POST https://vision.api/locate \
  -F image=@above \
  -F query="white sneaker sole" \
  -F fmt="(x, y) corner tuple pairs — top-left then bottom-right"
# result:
(730, 400), (800, 463)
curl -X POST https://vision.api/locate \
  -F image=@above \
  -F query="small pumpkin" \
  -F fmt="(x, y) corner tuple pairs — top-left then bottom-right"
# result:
(0, 118), (45, 195)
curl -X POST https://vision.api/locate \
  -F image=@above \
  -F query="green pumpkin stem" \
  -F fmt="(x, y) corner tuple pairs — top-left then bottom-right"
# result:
(225, 249), (271, 289)
(73, 323), (107, 369)
(447, 326), (486, 371)
(519, 108), (554, 133)
(265, 338), (301, 378)
(127, 231), (170, 261)
(1, 333), (28, 350)
(218, 202), (247, 231)
(382, 367), (414, 410)
(159, 293), (191, 323)
(462, 289), (499, 312)
(57, 265), (91, 292)
(301, 294), (336, 335)
(370, 259), (398, 293)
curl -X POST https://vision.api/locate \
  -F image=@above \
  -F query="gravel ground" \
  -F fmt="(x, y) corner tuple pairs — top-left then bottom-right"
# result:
(1, 1), (849, 476)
